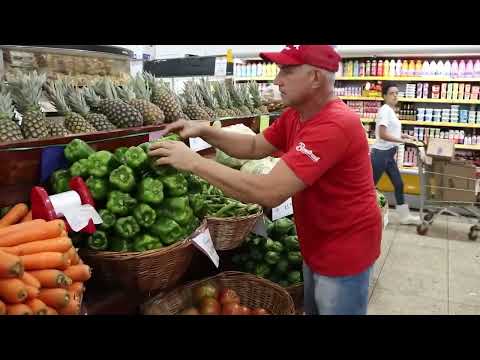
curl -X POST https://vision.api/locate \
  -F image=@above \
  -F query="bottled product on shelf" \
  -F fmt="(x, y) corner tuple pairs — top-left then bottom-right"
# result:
(235, 62), (279, 79)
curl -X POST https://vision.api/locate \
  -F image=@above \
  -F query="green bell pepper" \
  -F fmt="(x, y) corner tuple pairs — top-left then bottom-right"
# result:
(255, 263), (271, 278)
(137, 177), (164, 205)
(88, 150), (118, 178)
(266, 240), (284, 253)
(50, 169), (71, 194)
(244, 260), (256, 273)
(124, 146), (148, 169)
(98, 209), (116, 231)
(161, 173), (188, 197)
(273, 218), (295, 237)
(133, 234), (163, 252)
(109, 237), (130, 252)
(114, 216), (140, 239)
(283, 235), (300, 251)
(106, 191), (137, 216)
(186, 173), (204, 194)
(87, 230), (109, 251)
(188, 193), (206, 219)
(239, 253), (250, 263)
(133, 203), (157, 228)
(150, 217), (184, 246)
(114, 147), (128, 164)
(289, 225), (297, 236)
(249, 248), (264, 262)
(287, 270), (302, 285)
(162, 197), (194, 226)
(64, 138), (95, 164)
(278, 280), (290, 288)
(148, 157), (177, 178)
(109, 165), (136, 192)
(265, 218), (275, 238)
(183, 216), (200, 237)
(70, 158), (90, 178)
(264, 251), (281, 265)
(138, 142), (150, 153)
(287, 251), (303, 265)
(86, 176), (109, 201)
(232, 254), (242, 265)
(275, 258), (289, 274)
(269, 272), (282, 284)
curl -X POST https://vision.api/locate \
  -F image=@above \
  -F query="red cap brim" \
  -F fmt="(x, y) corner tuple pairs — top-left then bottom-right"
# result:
(259, 51), (303, 65)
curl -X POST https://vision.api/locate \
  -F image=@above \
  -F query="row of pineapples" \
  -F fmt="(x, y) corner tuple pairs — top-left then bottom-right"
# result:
(0, 71), (269, 143)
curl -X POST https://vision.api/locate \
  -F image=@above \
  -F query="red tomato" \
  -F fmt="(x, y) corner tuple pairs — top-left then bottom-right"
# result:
(199, 297), (221, 315)
(192, 282), (219, 304)
(222, 303), (242, 315)
(251, 308), (270, 315)
(238, 305), (251, 315)
(218, 288), (241, 305)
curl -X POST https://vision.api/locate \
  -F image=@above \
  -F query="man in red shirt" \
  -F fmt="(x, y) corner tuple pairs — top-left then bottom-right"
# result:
(149, 45), (382, 315)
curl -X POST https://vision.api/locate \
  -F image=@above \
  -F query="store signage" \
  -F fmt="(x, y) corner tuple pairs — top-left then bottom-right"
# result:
(189, 137), (212, 152)
(272, 198), (293, 221)
(192, 228), (219, 268)
(214, 56), (228, 77)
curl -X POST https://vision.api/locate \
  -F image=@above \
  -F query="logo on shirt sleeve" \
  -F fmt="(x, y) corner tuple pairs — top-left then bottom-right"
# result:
(295, 142), (320, 162)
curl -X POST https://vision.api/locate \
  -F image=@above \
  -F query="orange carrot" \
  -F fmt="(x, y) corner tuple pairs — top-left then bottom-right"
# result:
(0, 219), (45, 239)
(21, 252), (70, 271)
(0, 250), (24, 278)
(25, 284), (39, 299)
(46, 306), (58, 315)
(29, 269), (72, 288)
(0, 203), (29, 228)
(64, 264), (91, 282)
(26, 298), (48, 315)
(0, 278), (28, 303)
(65, 247), (79, 265)
(38, 288), (70, 309)
(68, 282), (85, 298)
(0, 220), (64, 247)
(6, 303), (32, 315)
(20, 272), (40, 288)
(20, 210), (32, 223)
(58, 291), (81, 315)
(0, 237), (72, 256)
(0, 299), (5, 315)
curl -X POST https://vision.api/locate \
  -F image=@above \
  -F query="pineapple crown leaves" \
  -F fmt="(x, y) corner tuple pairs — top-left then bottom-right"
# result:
(220, 82), (235, 108)
(67, 87), (91, 117)
(248, 81), (262, 106)
(116, 83), (137, 102)
(130, 73), (153, 101)
(0, 87), (15, 119)
(43, 80), (72, 115)
(239, 83), (254, 108)
(226, 82), (243, 106)
(182, 81), (198, 106)
(199, 79), (219, 109)
(93, 78), (120, 101)
(212, 81), (227, 108)
(7, 71), (47, 113)
(83, 87), (103, 108)
(192, 82), (206, 107)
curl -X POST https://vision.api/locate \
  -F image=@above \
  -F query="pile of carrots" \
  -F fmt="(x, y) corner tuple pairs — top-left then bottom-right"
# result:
(0, 204), (91, 315)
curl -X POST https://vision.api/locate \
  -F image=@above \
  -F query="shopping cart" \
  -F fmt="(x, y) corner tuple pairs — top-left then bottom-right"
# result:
(414, 141), (480, 240)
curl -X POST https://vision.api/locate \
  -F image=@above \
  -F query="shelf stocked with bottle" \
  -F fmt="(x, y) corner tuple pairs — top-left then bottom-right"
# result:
(233, 61), (279, 81)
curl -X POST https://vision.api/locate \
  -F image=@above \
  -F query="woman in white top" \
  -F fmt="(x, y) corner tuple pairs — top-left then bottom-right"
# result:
(371, 82), (419, 225)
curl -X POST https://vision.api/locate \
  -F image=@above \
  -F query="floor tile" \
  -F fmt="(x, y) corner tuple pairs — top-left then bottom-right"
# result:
(449, 273), (480, 307)
(449, 302), (480, 315)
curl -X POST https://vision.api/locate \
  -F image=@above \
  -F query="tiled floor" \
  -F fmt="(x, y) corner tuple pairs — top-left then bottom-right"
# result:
(367, 209), (480, 315)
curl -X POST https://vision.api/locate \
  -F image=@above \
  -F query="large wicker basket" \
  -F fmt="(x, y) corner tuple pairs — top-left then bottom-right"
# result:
(285, 283), (304, 310)
(142, 271), (296, 315)
(206, 210), (263, 251)
(80, 222), (206, 293)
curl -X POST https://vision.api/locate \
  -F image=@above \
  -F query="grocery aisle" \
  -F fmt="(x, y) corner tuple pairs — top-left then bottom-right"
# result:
(368, 208), (480, 315)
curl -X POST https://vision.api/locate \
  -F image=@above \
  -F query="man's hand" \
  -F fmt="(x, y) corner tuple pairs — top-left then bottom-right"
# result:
(163, 119), (206, 139)
(148, 140), (201, 172)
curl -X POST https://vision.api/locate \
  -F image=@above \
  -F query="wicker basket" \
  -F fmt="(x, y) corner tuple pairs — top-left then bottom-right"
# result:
(206, 210), (263, 251)
(285, 283), (304, 310)
(142, 271), (296, 315)
(80, 222), (206, 293)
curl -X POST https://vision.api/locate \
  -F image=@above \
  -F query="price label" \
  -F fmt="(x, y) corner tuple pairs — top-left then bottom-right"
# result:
(192, 228), (219, 268)
(189, 137), (212, 152)
(271, 198), (293, 221)
(252, 215), (268, 237)
(259, 115), (270, 132)
(149, 130), (168, 142)
(214, 57), (227, 77)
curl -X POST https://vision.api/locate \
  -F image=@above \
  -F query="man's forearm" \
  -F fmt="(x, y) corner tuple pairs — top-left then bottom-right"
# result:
(200, 126), (257, 160)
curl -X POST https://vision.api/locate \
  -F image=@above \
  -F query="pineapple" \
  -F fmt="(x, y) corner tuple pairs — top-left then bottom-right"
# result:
(182, 81), (211, 120)
(192, 82), (215, 118)
(144, 73), (183, 123)
(47, 118), (71, 137)
(44, 80), (95, 135)
(117, 77), (165, 125)
(239, 83), (261, 115)
(89, 78), (143, 128)
(67, 87), (117, 131)
(221, 82), (242, 116)
(198, 79), (229, 119)
(7, 71), (50, 139)
(212, 82), (236, 117)
(0, 86), (24, 142)
(248, 81), (269, 114)
(226, 82), (251, 116)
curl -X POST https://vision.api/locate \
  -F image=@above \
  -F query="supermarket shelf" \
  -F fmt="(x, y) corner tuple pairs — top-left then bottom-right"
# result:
(368, 138), (480, 150)
(234, 76), (276, 81)
(361, 118), (480, 128)
(337, 76), (480, 82)
(340, 96), (480, 105)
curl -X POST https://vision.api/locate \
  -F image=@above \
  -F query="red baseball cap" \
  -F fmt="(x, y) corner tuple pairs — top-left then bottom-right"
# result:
(260, 45), (341, 72)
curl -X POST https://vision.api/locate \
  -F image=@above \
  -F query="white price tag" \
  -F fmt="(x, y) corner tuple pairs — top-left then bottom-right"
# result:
(252, 215), (268, 237)
(214, 57), (227, 77)
(189, 137), (212, 152)
(149, 130), (168, 142)
(271, 198), (293, 221)
(192, 228), (219, 268)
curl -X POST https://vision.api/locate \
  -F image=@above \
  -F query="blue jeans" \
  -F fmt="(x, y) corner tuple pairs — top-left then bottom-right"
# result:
(371, 147), (405, 205)
(303, 263), (372, 315)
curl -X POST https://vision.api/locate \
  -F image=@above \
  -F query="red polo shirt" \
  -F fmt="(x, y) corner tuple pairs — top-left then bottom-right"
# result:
(263, 99), (381, 276)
